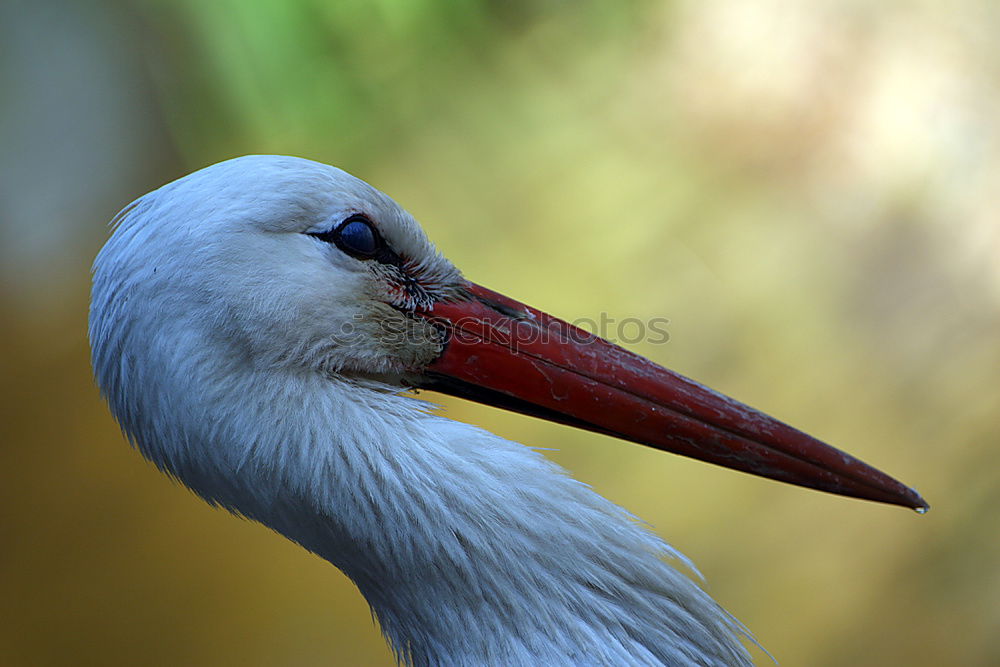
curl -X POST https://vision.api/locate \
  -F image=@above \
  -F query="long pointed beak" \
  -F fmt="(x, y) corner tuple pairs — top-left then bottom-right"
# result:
(414, 282), (927, 511)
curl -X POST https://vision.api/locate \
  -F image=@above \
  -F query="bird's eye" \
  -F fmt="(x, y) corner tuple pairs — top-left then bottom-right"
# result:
(312, 215), (382, 259)
(336, 218), (379, 258)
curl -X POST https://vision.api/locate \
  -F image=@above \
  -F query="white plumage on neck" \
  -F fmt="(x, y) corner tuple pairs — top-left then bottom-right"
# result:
(89, 156), (754, 665)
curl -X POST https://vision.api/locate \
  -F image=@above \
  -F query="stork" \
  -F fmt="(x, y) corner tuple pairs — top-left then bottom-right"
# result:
(89, 155), (926, 666)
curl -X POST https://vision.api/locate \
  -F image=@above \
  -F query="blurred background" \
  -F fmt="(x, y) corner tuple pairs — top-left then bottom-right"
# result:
(2, 0), (998, 664)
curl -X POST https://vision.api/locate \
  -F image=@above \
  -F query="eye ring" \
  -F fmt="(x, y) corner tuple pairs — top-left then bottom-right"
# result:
(311, 214), (381, 259)
(310, 213), (405, 266)
(333, 215), (380, 259)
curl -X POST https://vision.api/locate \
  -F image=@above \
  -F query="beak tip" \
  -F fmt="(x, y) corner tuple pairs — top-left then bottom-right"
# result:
(886, 481), (928, 513)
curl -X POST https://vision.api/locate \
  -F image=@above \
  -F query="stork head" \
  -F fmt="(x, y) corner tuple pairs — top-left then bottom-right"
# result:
(90, 155), (927, 511)
(92, 156), (465, 381)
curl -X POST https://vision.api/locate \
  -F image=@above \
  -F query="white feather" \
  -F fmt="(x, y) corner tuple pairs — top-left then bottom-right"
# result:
(90, 155), (755, 665)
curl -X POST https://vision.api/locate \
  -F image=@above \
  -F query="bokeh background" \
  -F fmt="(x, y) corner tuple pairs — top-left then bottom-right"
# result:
(2, 0), (998, 665)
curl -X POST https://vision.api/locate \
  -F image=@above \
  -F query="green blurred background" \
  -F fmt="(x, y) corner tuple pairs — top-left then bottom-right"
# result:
(2, 0), (997, 665)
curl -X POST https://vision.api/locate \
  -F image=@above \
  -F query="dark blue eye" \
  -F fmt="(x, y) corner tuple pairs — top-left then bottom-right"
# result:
(337, 218), (378, 257)
(310, 214), (402, 265)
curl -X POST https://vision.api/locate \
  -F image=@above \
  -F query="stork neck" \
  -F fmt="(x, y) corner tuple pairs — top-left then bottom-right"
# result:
(178, 373), (749, 666)
(147, 367), (748, 666)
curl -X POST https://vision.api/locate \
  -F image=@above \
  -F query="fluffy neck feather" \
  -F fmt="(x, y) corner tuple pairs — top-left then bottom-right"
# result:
(103, 334), (752, 665)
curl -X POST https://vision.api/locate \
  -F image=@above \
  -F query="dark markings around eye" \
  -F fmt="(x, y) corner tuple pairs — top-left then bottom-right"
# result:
(309, 214), (403, 266)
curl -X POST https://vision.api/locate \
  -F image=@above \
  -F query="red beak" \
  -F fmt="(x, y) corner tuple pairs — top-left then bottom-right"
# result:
(415, 282), (927, 511)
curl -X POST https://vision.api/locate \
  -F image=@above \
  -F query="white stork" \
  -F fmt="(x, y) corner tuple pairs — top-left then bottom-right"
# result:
(89, 155), (926, 666)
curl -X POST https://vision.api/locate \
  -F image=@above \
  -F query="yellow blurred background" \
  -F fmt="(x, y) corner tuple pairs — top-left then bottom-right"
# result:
(2, 0), (997, 665)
